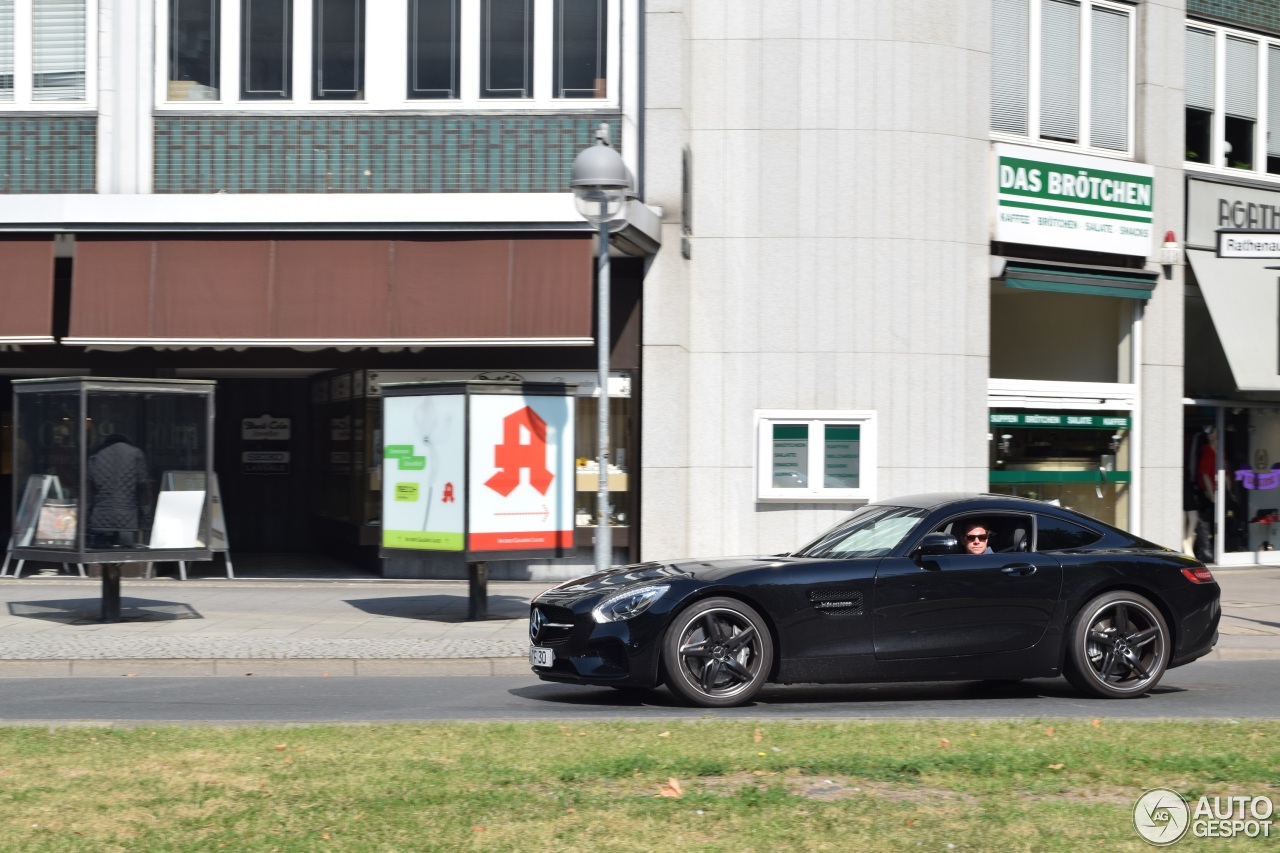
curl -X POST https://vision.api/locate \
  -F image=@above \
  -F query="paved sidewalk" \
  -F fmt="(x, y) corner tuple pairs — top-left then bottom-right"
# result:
(0, 565), (1273, 677)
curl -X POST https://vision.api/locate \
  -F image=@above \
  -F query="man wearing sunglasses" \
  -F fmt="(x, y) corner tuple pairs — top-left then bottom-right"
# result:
(960, 520), (994, 555)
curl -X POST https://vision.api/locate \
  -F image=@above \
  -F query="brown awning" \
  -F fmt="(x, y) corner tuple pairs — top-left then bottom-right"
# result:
(0, 237), (55, 344)
(66, 235), (593, 347)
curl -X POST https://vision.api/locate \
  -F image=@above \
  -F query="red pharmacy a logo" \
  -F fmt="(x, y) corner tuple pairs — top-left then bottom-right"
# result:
(485, 407), (554, 496)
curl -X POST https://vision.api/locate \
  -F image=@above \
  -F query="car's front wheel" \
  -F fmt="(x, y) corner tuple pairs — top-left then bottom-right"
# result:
(661, 597), (773, 708)
(1065, 591), (1170, 699)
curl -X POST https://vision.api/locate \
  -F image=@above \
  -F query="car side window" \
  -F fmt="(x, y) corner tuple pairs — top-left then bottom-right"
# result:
(934, 514), (1032, 554)
(1035, 515), (1103, 551)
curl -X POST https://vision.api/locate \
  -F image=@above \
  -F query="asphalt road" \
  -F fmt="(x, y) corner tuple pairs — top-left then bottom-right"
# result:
(0, 659), (1276, 724)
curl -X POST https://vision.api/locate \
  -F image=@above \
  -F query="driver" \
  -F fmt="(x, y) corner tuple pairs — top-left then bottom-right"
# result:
(959, 520), (994, 555)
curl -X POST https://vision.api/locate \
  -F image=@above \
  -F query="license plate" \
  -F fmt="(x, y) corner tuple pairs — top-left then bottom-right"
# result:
(529, 646), (554, 668)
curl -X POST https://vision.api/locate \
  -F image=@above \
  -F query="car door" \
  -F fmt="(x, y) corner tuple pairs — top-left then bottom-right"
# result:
(872, 512), (1063, 660)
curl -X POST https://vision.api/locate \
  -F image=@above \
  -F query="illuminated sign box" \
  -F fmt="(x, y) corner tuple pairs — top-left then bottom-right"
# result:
(380, 381), (576, 562)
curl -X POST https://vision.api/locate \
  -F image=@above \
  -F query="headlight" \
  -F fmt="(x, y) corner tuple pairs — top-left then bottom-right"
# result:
(591, 584), (670, 623)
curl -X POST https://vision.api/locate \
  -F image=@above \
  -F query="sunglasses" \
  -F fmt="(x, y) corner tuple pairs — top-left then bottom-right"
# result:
(965, 533), (988, 541)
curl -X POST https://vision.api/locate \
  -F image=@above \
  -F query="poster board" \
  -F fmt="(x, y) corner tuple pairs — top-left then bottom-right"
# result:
(381, 394), (466, 551)
(148, 490), (206, 549)
(467, 392), (575, 558)
(33, 501), (77, 547)
(13, 475), (55, 547)
(162, 471), (228, 551)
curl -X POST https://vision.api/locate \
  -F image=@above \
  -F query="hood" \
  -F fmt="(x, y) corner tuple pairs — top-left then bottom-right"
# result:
(537, 556), (804, 601)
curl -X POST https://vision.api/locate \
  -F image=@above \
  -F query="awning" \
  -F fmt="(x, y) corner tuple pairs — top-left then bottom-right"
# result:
(1002, 260), (1158, 300)
(0, 237), (55, 344)
(65, 235), (593, 347)
(1186, 249), (1280, 392)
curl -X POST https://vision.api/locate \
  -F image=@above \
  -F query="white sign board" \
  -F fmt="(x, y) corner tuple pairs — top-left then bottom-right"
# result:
(467, 393), (575, 554)
(993, 143), (1155, 257)
(381, 394), (466, 551)
(149, 490), (206, 549)
(1216, 231), (1280, 258)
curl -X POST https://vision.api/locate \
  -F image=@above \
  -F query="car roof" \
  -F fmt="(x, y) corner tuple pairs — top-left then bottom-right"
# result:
(871, 492), (1049, 511)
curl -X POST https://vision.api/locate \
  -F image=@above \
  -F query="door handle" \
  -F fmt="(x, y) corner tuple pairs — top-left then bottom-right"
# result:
(1001, 564), (1037, 577)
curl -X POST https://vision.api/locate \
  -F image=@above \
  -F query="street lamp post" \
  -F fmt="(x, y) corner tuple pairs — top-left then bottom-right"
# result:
(571, 125), (631, 574)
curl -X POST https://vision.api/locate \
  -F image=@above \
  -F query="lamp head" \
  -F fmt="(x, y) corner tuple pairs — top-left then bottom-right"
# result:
(571, 127), (632, 226)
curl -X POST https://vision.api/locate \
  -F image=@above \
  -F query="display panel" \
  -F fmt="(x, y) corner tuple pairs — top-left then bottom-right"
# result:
(468, 391), (574, 554)
(381, 393), (465, 551)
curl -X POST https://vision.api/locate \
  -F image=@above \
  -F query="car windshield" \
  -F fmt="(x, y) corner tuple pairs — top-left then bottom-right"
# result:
(790, 505), (929, 559)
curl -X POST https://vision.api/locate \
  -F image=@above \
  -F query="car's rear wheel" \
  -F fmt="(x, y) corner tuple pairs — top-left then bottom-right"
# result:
(661, 597), (773, 708)
(1065, 591), (1170, 699)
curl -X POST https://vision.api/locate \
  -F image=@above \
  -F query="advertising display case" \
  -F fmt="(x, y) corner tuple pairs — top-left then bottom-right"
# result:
(9, 378), (216, 564)
(380, 381), (576, 563)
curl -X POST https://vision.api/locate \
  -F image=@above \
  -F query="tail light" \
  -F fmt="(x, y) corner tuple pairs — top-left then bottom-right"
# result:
(1182, 566), (1216, 584)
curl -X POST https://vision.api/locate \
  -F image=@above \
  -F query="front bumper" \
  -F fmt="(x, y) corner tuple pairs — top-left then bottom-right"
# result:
(527, 600), (669, 687)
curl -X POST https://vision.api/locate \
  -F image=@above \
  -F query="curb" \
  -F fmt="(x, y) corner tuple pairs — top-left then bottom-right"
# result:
(0, 657), (531, 678)
(0, 649), (1276, 678)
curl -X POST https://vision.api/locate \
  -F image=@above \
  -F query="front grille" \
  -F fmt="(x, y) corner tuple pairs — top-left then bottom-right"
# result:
(531, 605), (577, 645)
(808, 589), (863, 616)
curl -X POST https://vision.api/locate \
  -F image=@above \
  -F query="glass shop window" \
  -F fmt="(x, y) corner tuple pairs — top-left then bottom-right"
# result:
(480, 0), (532, 99)
(554, 0), (607, 99)
(313, 0), (363, 100)
(241, 0), (292, 100)
(169, 0), (220, 101)
(407, 0), (458, 99)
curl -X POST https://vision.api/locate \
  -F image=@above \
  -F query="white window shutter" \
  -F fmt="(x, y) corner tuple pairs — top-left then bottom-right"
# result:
(1089, 5), (1128, 150)
(1039, 0), (1080, 143)
(1225, 35), (1257, 120)
(32, 0), (86, 102)
(1185, 27), (1215, 111)
(991, 0), (1029, 135)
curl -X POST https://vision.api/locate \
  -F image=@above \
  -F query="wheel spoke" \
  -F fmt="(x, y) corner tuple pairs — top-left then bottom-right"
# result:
(679, 640), (713, 658)
(1111, 604), (1129, 634)
(1097, 648), (1118, 680)
(1128, 626), (1160, 647)
(702, 613), (724, 644)
(725, 624), (757, 651)
(700, 659), (721, 692)
(723, 655), (753, 682)
(1088, 630), (1115, 649)
(1127, 653), (1151, 680)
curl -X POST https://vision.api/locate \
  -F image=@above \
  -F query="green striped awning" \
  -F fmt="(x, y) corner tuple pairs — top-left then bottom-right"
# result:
(1003, 262), (1157, 300)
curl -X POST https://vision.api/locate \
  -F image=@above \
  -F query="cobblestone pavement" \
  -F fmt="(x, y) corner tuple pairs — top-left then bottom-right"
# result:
(0, 566), (1273, 676)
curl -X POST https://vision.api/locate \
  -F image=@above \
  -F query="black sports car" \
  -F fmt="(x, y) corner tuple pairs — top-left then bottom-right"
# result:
(528, 493), (1220, 707)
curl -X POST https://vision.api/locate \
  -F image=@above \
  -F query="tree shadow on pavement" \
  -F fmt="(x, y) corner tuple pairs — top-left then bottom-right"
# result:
(7, 598), (202, 624)
(344, 594), (529, 622)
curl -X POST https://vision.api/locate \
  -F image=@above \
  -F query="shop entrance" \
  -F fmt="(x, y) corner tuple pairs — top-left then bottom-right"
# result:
(1185, 403), (1280, 566)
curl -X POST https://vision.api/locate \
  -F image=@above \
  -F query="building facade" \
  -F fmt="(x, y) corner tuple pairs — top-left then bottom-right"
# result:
(5, 0), (1269, 577)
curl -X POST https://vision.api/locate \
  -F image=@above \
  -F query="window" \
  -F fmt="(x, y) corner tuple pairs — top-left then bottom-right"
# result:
(791, 505), (928, 559)
(408, 0), (458, 99)
(1185, 23), (1280, 177)
(1035, 514), (1103, 550)
(159, 0), (618, 109)
(313, 0), (363, 100)
(991, 0), (1133, 153)
(755, 411), (877, 502)
(0, 0), (94, 108)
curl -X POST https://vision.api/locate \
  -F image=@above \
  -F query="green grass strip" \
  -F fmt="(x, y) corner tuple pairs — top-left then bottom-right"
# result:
(0, 720), (1275, 851)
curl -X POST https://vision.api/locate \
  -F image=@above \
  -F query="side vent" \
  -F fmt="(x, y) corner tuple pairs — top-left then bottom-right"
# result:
(808, 589), (864, 616)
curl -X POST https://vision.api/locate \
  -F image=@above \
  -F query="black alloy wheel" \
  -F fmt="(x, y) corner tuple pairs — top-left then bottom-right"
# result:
(1065, 591), (1170, 699)
(661, 597), (773, 708)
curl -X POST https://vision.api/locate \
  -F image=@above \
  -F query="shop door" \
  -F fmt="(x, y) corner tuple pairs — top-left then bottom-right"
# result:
(988, 410), (1131, 529)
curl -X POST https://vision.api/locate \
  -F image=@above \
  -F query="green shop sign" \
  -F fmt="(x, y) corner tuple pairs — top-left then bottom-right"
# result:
(994, 143), (1154, 256)
(990, 413), (1130, 429)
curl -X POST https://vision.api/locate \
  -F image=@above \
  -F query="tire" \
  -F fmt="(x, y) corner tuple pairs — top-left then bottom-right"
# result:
(661, 597), (773, 708)
(1064, 591), (1170, 699)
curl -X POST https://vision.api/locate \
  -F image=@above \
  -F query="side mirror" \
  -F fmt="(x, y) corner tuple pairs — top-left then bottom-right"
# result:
(918, 532), (958, 557)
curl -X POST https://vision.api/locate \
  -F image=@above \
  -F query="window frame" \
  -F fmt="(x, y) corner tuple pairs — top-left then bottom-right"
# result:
(0, 0), (98, 112)
(754, 410), (878, 503)
(1183, 19), (1280, 182)
(155, 0), (620, 111)
(990, 0), (1137, 159)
